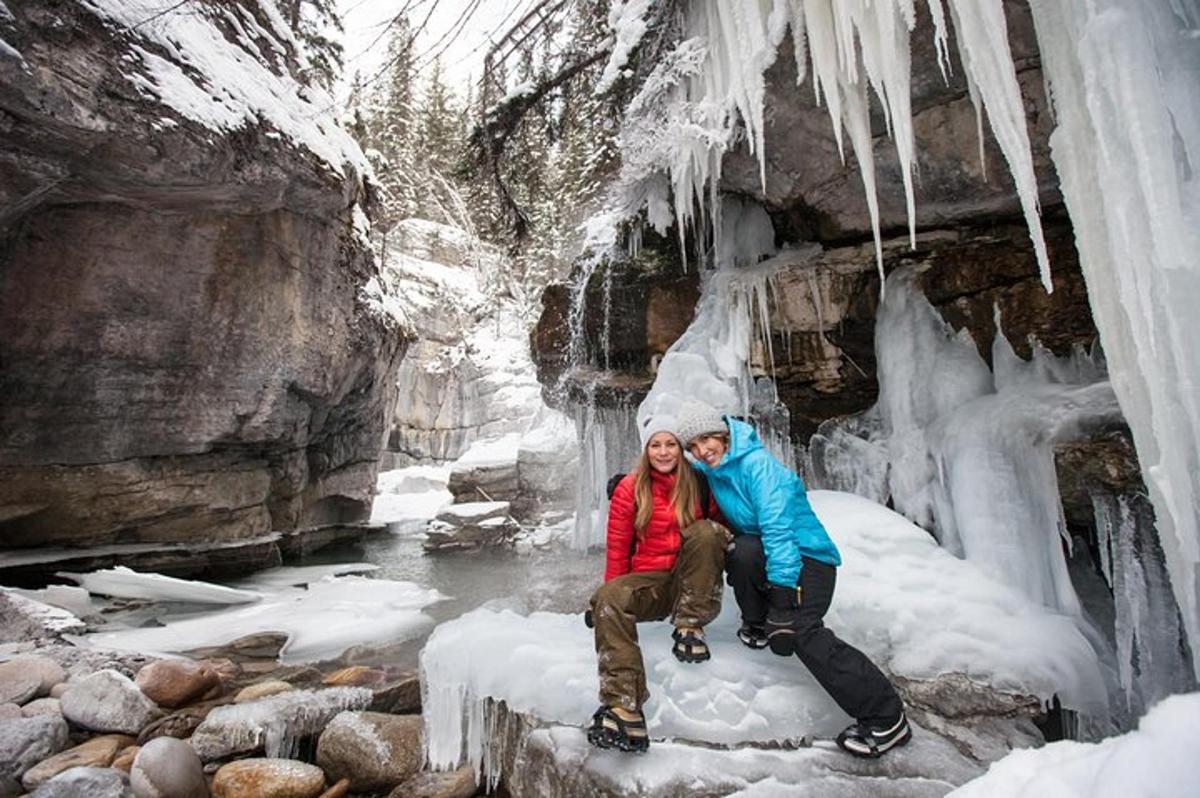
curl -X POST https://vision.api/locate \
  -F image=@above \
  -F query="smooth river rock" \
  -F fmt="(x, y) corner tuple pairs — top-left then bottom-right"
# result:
(135, 660), (222, 709)
(130, 736), (208, 798)
(0, 715), (69, 796)
(0, 656), (66, 699)
(60, 670), (162, 735)
(30, 766), (133, 798)
(211, 758), (325, 798)
(315, 711), (422, 792)
(20, 733), (133, 791)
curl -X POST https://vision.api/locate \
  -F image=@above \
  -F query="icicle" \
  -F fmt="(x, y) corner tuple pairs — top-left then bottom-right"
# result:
(947, 0), (1052, 290)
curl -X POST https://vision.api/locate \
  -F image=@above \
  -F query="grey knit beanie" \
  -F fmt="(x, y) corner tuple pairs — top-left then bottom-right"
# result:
(675, 401), (728, 446)
(638, 413), (683, 448)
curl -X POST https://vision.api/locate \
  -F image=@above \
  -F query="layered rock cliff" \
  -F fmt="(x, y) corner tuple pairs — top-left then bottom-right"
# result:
(0, 1), (407, 548)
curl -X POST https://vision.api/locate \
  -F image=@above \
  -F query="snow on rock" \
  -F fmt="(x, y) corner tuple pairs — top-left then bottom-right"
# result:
(57, 566), (262, 605)
(436, 502), (511, 524)
(947, 692), (1200, 798)
(423, 490), (1106, 779)
(80, 0), (367, 178)
(370, 465), (453, 531)
(78, 576), (443, 664)
(0, 590), (87, 638)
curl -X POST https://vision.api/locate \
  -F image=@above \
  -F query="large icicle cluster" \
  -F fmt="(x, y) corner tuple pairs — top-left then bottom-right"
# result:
(604, 0), (1049, 284)
(1022, 0), (1200, 682)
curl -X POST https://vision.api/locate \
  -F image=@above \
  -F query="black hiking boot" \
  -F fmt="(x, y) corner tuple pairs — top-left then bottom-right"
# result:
(836, 712), (912, 758)
(586, 705), (650, 753)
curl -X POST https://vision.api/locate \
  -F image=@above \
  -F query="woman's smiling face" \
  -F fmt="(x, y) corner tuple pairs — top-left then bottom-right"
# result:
(688, 433), (728, 467)
(646, 432), (681, 473)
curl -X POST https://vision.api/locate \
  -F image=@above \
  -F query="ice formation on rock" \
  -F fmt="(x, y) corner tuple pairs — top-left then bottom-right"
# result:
(1021, 0), (1200, 681)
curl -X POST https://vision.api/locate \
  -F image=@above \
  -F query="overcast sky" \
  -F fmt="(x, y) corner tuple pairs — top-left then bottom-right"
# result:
(338, 0), (540, 99)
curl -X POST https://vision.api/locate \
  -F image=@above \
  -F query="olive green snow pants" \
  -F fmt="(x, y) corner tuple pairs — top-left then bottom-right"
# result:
(591, 520), (727, 712)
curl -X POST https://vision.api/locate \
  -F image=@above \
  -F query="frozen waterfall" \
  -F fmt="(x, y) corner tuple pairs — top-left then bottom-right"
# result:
(602, 0), (1200, 682)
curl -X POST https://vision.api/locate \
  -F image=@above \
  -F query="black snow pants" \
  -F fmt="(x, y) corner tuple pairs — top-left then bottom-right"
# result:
(725, 533), (903, 726)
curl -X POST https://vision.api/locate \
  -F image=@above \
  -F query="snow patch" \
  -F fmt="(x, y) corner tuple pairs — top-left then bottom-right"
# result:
(58, 566), (263, 605)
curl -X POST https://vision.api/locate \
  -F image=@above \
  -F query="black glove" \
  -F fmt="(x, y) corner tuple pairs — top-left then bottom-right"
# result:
(765, 583), (802, 657)
(584, 609), (594, 629)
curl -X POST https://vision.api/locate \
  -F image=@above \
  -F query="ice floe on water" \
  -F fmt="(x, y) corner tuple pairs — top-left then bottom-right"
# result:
(77, 575), (444, 664)
(423, 491), (1107, 776)
(58, 566), (262, 605)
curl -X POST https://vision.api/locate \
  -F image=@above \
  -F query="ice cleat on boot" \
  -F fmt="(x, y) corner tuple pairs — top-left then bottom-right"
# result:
(586, 705), (650, 753)
(671, 627), (711, 663)
(836, 712), (912, 758)
(736, 622), (769, 650)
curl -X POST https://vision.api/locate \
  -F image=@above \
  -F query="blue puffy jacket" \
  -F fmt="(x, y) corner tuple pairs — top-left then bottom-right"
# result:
(693, 417), (840, 586)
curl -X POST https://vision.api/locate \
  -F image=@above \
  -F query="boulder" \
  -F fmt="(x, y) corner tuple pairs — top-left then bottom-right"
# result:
(135, 660), (221, 709)
(447, 436), (522, 503)
(59, 671), (162, 735)
(0, 656), (67, 697)
(189, 688), (372, 762)
(29, 766), (133, 798)
(20, 698), (61, 718)
(315, 711), (422, 792)
(0, 715), (69, 795)
(0, 707), (18, 721)
(389, 766), (477, 798)
(130, 737), (207, 798)
(235, 681), (295, 704)
(211, 759), (325, 798)
(20, 734), (133, 792)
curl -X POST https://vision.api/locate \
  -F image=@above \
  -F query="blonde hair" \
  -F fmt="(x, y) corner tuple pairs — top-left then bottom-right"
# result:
(632, 440), (699, 536)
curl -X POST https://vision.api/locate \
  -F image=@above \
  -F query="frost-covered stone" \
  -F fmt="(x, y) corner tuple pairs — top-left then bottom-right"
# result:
(211, 758), (325, 798)
(20, 734), (132, 791)
(0, 715), (69, 794)
(135, 660), (221, 709)
(130, 737), (206, 798)
(315, 712), (422, 792)
(59, 671), (162, 735)
(29, 766), (133, 798)
(189, 687), (372, 761)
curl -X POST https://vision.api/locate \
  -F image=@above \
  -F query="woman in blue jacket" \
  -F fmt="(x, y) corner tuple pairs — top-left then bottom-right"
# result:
(674, 400), (910, 758)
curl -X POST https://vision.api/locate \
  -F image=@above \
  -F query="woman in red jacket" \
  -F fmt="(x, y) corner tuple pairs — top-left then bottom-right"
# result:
(586, 415), (728, 753)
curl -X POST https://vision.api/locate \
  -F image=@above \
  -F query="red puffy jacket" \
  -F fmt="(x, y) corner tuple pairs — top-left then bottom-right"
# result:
(604, 468), (718, 582)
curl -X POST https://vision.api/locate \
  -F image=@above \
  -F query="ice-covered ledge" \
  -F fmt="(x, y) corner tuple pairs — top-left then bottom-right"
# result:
(420, 492), (1109, 794)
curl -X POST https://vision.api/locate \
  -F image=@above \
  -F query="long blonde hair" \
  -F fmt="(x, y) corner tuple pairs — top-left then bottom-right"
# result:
(632, 441), (699, 536)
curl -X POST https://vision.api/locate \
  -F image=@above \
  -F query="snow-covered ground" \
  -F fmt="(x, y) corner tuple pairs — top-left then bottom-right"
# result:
(947, 692), (1200, 798)
(422, 490), (1108, 780)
